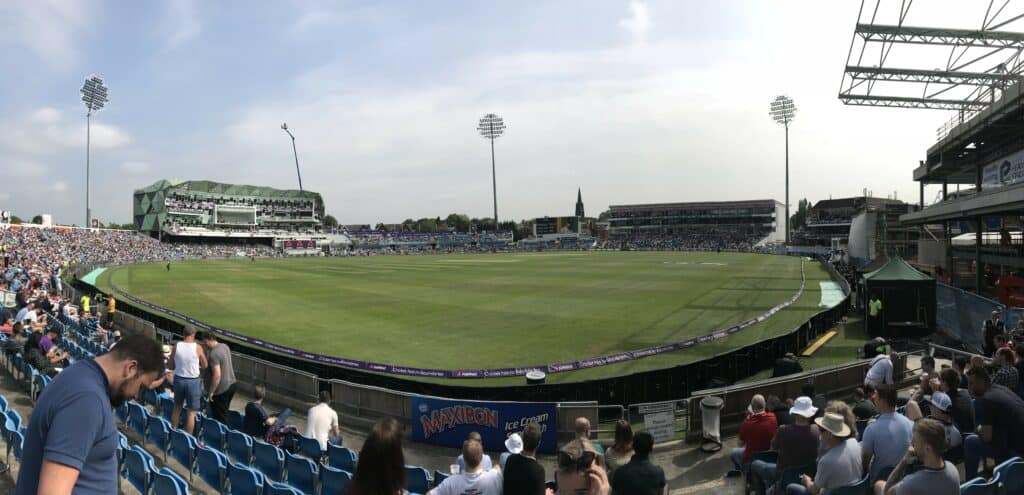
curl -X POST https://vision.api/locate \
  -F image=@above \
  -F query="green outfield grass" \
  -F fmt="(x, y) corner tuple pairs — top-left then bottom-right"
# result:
(97, 252), (833, 385)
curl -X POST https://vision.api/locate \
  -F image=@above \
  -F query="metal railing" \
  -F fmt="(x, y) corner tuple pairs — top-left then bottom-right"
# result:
(684, 353), (908, 440)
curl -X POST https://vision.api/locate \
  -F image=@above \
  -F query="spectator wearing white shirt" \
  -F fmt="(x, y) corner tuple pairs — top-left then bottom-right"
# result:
(305, 390), (341, 453)
(431, 439), (502, 495)
(865, 352), (896, 387)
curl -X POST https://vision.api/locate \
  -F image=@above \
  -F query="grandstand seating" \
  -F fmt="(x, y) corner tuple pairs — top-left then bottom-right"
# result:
(124, 444), (157, 494)
(227, 429), (255, 465)
(284, 450), (318, 494)
(253, 440), (286, 482)
(960, 475), (1001, 494)
(831, 474), (871, 495)
(146, 415), (173, 460)
(433, 470), (449, 488)
(168, 430), (198, 481)
(296, 433), (323, 461)
(227, 409), (245, 431)
(202, 416), (228, 451)
(228, 461), (264, 495)
(406, 465), (431, 494)
(196, 445), (228, 492)
(328, 443), (357, 472)
(152, 466), (190, 495)
(320, 464), (352, 494)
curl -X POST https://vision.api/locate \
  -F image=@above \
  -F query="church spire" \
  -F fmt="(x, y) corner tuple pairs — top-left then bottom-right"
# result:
(575, 188), (585, 217)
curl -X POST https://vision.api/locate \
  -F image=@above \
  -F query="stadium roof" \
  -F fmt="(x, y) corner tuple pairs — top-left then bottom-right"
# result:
(608, 199), (781, 211)
(134, 179), (322, 202)
(811, 197), (905, 211)
(863, 257), (932, 282)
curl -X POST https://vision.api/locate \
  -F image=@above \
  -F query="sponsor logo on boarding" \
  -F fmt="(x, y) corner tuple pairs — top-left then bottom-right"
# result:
(418, 404), (500, 439)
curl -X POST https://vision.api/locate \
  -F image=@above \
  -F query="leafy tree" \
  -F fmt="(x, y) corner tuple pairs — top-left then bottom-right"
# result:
(31, 215), (43, 224)
(790, 198), (811, 229)
(9, 215), (22, 225)
(445, 213), (470, 232)
(322, 215), (338, 228)
(374, 222), (387, 231)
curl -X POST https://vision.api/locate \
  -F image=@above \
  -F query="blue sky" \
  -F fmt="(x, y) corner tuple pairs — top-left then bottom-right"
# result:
(0, 1), (1008, 225)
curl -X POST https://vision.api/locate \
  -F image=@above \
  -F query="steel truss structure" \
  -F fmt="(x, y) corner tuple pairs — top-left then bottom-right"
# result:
(839, 0), (1024, 126)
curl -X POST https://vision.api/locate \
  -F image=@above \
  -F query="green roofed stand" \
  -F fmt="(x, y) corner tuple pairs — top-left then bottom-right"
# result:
(132, 179), (324, 234)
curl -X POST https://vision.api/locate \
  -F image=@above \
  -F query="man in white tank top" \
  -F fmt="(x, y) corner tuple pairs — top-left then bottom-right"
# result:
(168, 325), (207, 435)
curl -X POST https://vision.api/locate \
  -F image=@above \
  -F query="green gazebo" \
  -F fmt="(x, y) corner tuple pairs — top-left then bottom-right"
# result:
(862, 257), (936, 338)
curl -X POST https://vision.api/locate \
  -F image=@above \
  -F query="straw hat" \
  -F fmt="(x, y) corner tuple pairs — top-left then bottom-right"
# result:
(814, 412), (852, 438)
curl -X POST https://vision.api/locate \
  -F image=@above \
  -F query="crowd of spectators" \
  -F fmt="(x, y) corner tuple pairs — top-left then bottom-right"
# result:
(603, 226), (771, 251)
(730, 346), (1024, 495)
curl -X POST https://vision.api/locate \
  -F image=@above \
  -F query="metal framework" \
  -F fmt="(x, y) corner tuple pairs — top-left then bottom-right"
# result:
(839, 0), (1024, 123)
(80, 75), (108, 229)
(477, 113), (505, 231)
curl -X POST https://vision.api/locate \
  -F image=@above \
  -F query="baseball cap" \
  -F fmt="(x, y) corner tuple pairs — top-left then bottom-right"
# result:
(927, 391), (952, 413)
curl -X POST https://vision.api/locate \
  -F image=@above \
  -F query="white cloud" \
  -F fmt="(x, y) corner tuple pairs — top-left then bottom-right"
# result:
(0, 0), (89, 69)
(2, 160), (49, 178)
(163, 0), (201, 48)
(30, 107), (62, 125)
(51, 181), (69, 193)
(120, 161), (152, 174)
(619, 1), (651, 43)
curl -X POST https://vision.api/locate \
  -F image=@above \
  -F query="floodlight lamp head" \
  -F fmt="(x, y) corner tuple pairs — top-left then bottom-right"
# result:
(281, 123), (288, 130)
(769, 95), (796, 126)
(477, 113), (506, 140)
(80, 75), (109, 114)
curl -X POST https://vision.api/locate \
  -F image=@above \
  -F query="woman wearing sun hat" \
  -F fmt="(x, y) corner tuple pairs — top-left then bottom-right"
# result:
(786, 412), (863, 495)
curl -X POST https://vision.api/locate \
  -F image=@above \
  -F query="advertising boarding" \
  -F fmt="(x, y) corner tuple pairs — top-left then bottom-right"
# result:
(411, 396), (558, 453)
(982, 148), (1024, 190)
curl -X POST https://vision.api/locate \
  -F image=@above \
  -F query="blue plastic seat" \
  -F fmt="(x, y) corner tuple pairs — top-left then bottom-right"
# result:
(1, 417), (13, 465)
(265, 481), (304, 495)
(123, 445), (156, 495)
(152, 467), (189, 495)
(226, 429), (254, 465)
(960, 475), (1000, 495)
(161, 396), (175, 423)
(296, 433), (323, 461)
(116, 403), (129, 424)
(321, 465), (352, 495)
(995, 459), (1024, 494)
(285, 450), (318, 495)
(405, 465), (431, 495)
(253, 440), (286, 482)
(196, 445), (228, 492)
(434, 470), (449, 488)
(128, 401), (149, 438)
(328, 444), (357, 472)
(228, 462), (264, 495)
(142, 388), (159, 408)
(0, 394), (8, 412)
(227, 409), (245, 431)
(11, 431), (24, 462)
(5, 409), (21, 431)
(146, 416), (173, 460)
(168, 430), (198, 481)
(202, 417), (228, 451)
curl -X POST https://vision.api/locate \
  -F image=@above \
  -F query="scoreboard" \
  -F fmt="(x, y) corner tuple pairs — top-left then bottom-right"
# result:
(533, 217), (579, 238)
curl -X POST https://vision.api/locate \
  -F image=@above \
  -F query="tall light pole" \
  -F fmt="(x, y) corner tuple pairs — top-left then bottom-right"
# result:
(477, 113), (505, 232)
(281, 123), (304, 191)
(769, 95), (796, 244)
(80, 75), (108, 228)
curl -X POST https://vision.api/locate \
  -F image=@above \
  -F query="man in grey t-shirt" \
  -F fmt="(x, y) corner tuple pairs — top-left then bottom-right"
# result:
(787, 413), (862, 495)
(202, 332), (236, 424)
(880, 418), (960, 495)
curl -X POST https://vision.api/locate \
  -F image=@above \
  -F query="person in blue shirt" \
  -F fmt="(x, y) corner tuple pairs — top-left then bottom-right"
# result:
(15, 334), (165, 495)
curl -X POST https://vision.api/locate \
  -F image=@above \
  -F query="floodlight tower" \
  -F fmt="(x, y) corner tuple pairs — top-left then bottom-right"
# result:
(80, 75), (108, 229)
(477, 113), (506, 232)
(281, 123), (304, 191)
(769, 95), (796, 244)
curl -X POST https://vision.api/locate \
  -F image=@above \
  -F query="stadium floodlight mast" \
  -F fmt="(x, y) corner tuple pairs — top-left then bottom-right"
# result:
(80, 75), (108, 229)
(477, 113), (505, 232)
(280, 123), (304, 191)
(769, 95), (796, 245)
